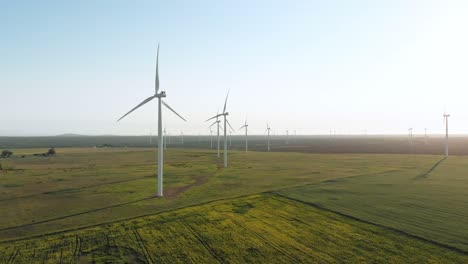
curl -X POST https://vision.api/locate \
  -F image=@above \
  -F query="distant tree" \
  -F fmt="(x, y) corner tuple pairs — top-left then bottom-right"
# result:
(47, 148), (56, 156)
(1, 150), (12, 158)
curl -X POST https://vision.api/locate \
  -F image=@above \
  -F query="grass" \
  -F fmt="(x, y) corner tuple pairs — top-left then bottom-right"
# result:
(275, 156), (468, 252)
(0, 148), (440, 241)
(1, 194), (466, 263)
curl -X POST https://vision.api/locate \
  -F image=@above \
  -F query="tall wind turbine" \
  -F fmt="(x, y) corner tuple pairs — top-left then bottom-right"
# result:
(206, 91), (234, 167)
(117, 44), (187, 197)
(266, 123), (271, 152)
(239, 118), (249, 153)
(444, 112), (450, 157)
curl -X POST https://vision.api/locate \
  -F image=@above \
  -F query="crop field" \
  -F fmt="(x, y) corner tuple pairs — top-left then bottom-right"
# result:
(1, 194), (466, 263)
(0, 148), (438, 241)
(1, 147), (467, 263)
(276, 156), (468, 253)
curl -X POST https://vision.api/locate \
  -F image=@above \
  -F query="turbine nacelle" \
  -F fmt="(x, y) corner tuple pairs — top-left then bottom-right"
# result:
(156, 91), (167, 98)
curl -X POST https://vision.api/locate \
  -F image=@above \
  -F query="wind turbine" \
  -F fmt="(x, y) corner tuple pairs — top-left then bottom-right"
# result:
(443, 112), (450, 157)
(424, 128), (428, 144)
(266, 123), (271, 152)
(208, 112), (221, 157)
(209, 128), (213, 149)
(117, 44), (187, 197)
(206, 91), (234, 167)
(239, 118), (249, 153)
(408, 128), (413, 146)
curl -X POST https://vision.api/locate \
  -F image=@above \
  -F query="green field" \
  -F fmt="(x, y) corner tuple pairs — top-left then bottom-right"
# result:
(1, 194), (466, 263)
(0, 148), (438, 241)
(276, 157), (468, 252)
(0, 148), (467, 263)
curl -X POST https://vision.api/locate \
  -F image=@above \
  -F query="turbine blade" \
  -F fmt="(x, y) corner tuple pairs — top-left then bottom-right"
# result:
(117, 96), (156, 122)
(227, 119), (235, 132)
(162, 100), (187, 122)
(155, 43), (160, 94)
(223, 90), (230, 113)
(206, 114), (223, 122)
(239, 125), (246, 130)
(209, 120), (218, 128)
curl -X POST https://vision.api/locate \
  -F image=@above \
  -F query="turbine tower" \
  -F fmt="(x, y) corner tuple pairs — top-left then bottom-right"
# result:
(206, 91), (234, 167)
(239, 118), (249, 153)
(424, 128), (428, 144)
(164, 128), (167, 150)
(444, 112), (450, 157)
(408, 128), (413, 146)
(117, 44), (187, 197)
(266, 123), (271, 152)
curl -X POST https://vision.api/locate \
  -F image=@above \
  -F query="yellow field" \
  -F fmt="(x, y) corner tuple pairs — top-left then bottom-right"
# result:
(1, 194), (465, 263)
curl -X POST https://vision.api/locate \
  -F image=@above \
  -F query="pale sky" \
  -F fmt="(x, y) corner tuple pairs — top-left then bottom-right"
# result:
(1, 0), (467, 136)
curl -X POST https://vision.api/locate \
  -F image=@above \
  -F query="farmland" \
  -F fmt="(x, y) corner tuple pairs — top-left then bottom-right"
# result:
(0, 146), (467, 262)
(1, 194), (466, 263)
(276, 156), (468, 252)
(0, 148), (438, 241)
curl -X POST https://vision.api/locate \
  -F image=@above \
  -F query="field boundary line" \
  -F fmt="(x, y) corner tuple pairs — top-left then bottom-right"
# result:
(271, 192), (468, 255)
(0, 174), (154, 202)
(0, 197), (156, 233)
(181, 220), (224, 263)
(132, 228), (153, 264)
(413, 157), (446, 180)
(230, 218), (299, 262)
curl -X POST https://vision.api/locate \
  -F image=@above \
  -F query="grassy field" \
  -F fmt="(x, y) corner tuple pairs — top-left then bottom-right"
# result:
(1, 194), (466, 263)
(276, 156), (468, 252)
(0, 148), (439, 241)
(1, 147), (466, 263)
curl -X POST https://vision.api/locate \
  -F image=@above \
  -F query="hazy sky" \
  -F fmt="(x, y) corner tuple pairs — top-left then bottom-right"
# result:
(1, 0), (468, 136)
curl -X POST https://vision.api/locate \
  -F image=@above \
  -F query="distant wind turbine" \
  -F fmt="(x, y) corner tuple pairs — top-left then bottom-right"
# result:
(239, 118), (249, 153)
(206, 91), (234, 167)
(408, 128), (413, 145)
(443, 112), (450, 157)
(424, 128), (428, 144)
(117, 44), (187, 197)
(209, 128), (213, 149)
(208, 111), (221, 157)
(266, 123), (271, 152)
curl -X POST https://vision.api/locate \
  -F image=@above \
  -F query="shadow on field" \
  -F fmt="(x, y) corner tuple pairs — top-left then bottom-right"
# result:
(413, 157), (446, 180)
